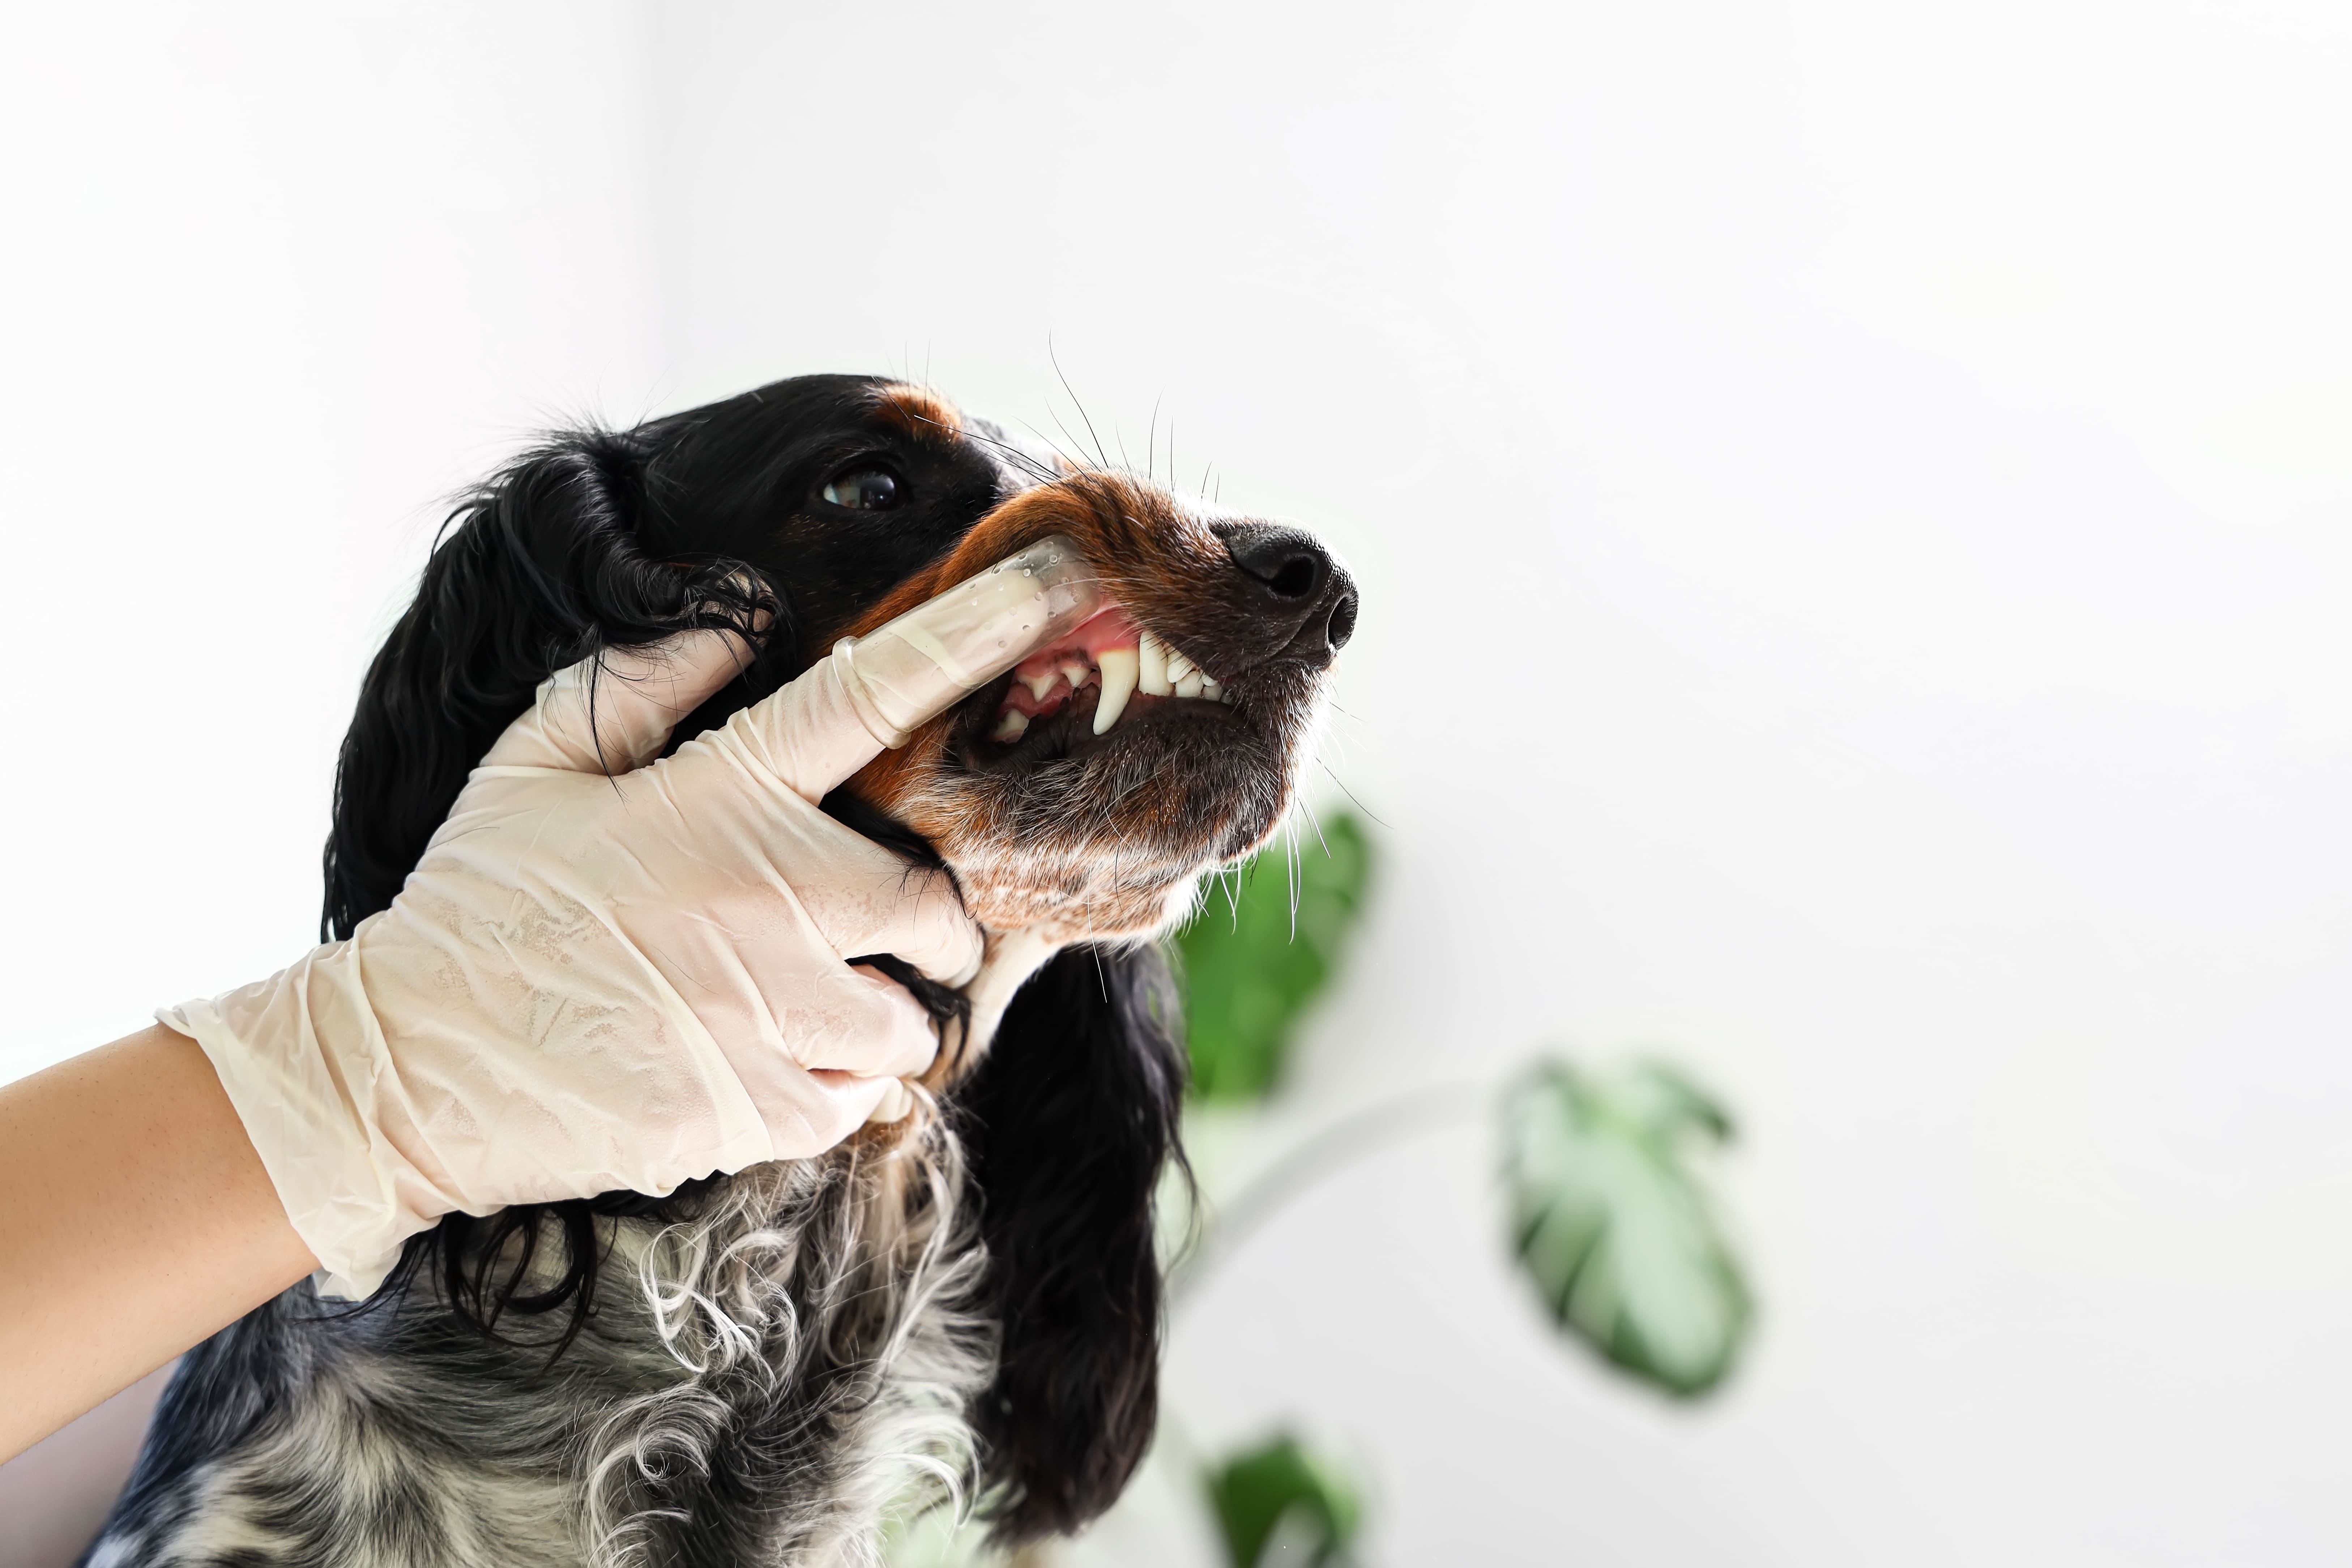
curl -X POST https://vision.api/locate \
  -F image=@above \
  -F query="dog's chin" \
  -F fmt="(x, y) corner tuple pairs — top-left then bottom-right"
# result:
(922, 735), (1295, 935)
(872, 718), (1266, 979)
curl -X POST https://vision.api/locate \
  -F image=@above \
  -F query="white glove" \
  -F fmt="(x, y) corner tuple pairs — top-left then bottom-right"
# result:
(165, 539), (1105, 1298)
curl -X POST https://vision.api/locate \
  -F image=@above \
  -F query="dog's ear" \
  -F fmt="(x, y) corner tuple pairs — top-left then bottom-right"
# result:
(958, 942), (1191, 1542)
(323, 428), (775, 939)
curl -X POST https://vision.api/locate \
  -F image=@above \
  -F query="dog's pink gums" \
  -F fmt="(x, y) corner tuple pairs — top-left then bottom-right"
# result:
(1001, 607), (1138, 717)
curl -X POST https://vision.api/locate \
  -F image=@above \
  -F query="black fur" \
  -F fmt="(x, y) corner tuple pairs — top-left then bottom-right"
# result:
(323, 425), (782, 941)
(960, 945), (1190, 1540)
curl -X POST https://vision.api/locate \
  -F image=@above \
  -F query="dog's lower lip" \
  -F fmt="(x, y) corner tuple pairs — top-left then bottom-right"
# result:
(963, 681), (1232, 768)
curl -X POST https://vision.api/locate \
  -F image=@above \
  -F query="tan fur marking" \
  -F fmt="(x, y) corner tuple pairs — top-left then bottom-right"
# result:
(870, 384), (965, 443)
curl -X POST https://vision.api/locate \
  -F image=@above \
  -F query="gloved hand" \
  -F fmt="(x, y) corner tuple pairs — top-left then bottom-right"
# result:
(165, 539), (1105, 1299)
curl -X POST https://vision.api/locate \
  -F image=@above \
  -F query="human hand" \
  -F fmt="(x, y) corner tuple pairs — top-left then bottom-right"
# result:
(167, 539), (1104, 1297)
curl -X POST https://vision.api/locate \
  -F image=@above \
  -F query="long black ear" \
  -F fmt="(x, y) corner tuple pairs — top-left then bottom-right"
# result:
(325, 427), (778, 1351)
(324, 428), (775, 939)
(958, 943), (1191, 1542)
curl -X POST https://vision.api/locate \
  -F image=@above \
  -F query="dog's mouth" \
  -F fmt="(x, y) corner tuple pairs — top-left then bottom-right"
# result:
(960, 602), (1240, 768)
(856, 478), (1350, 936)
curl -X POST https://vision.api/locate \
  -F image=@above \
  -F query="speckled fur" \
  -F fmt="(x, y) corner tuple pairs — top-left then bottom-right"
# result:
(90, 1115), (991, 1568)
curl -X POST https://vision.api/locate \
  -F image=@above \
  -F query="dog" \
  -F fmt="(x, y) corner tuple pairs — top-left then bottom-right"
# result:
(87, 373), (1356, 1567)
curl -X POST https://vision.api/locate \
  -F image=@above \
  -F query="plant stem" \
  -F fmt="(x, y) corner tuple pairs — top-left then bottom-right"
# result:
(1169, 1080), (1490, 1307)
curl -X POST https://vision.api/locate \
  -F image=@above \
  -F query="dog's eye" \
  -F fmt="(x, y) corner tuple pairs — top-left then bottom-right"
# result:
(821, 467), (903, 512)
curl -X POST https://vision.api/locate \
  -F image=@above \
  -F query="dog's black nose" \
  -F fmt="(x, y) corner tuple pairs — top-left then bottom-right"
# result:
(1222, 524), (1359, 662)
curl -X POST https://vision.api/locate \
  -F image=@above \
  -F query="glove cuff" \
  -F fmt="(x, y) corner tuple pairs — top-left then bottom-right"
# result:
(161, 939), (435, 1300)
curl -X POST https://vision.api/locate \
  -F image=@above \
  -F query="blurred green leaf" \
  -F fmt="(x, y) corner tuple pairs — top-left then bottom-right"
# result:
(1503, 1059), (1752, 1397)
(1175, 813), (1372, 1103)
(1205, 1434), (1362, 1568)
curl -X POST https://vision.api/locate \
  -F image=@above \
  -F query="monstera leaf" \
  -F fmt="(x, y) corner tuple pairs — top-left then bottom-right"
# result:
(1503, 1059), (1751, 1396)
(1205, 1434), (1363, 1568)
(1175, 813), (1372, 1103)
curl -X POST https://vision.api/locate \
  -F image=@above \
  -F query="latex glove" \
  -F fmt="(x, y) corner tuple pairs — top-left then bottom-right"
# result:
(165, 539), (1105, 1298)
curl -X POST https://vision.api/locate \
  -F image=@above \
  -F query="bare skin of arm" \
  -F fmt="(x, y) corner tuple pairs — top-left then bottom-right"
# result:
(0, 1024), (316, 1461)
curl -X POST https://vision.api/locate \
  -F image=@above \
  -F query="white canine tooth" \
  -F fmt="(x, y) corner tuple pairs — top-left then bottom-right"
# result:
(1175, 670), (1204, 700)
(1200, 677), (1222, 701)
(1138, 629), (1172, 696)
(1021, 668), (1059, 704)
(1093, 647), (1139, 735)
(1164, 647), (1197, 684)
(990, 709), (1030, 743)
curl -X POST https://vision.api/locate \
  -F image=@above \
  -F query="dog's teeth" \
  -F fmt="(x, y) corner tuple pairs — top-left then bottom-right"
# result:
(1060, 658), (1093, 692)
(1093, 647), (1139, 735)
(1138, 629), (1172, 696)
(990, 709), (1030, 743)
(1200, 677), (1222, 701)
(1165, 647), (1197, 685)
(1174, 670), (1204, 700)
(1021, 669), (1059, 704)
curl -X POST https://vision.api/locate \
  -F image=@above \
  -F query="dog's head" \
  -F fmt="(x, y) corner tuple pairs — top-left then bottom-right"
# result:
(660, 375), (1352, 943)
(325, 372), (1354, 1541)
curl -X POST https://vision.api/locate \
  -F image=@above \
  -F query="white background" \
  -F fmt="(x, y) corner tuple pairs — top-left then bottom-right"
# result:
(5, 3), (2351, 1563)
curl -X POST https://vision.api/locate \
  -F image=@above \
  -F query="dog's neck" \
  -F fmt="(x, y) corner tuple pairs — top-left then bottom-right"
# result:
(957, 867), (1201, 1058)
(962, 926), (1063, 1056)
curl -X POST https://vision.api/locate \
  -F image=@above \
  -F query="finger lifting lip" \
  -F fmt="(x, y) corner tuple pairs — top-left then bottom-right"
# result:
(834, 534), (1112, 747)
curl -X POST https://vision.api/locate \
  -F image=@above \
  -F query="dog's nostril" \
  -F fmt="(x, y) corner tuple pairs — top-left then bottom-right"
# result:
(1265, 556), (1319, 599)
(1225, 525), (1330, 603)
(1325, 590), (1359, 652)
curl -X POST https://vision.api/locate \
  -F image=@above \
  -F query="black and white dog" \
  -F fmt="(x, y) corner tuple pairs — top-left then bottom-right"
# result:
(87, 375), (1356, 1567)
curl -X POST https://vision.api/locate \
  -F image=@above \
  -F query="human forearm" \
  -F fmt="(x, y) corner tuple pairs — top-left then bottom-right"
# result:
(0, 1024), (316, 1460)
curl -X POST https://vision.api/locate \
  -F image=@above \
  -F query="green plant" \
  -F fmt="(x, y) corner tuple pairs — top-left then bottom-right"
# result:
(1177, 812), (1753, 1559)
(1503, 1060), (1751, 1396)
(1174, 813), (1372, 1101)
(1204, 1434), (1363, 1568)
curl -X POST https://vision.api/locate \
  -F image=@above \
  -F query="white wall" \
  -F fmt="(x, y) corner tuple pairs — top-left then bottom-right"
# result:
(637, 3), (2352, 1563)
(0, 2), (663, 1084)
(0, 7), (664, 1550)
(6, 2), (2351, 1563)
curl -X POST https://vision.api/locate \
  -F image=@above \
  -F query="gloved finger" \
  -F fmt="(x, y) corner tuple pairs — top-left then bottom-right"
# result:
(850, 867), (984, 990)
(712, 650), (905, 805)
(481, 627), (758, 774)
(708, 536), (1108, 804)
(705, 965), (940, 1156)
(715, 804), (974, 987)
(753, 1068), (915, 1160)
(769, 815), (984, 987)
(825, 965), (947, 1076)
